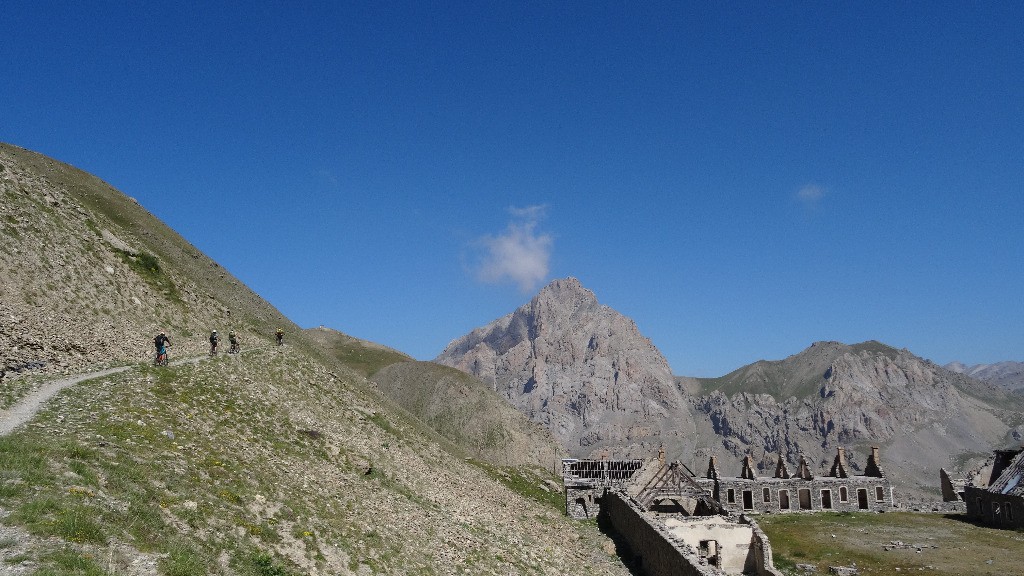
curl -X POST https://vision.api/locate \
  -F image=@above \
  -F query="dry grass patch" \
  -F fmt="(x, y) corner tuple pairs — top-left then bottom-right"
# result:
(758, 511), (1024, 576)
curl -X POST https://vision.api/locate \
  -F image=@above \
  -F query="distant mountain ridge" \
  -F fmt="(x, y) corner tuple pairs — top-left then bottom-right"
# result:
(435, 277), (699, 459)
(688, 340), (1024, 497)
(945, 360), (1024, 393)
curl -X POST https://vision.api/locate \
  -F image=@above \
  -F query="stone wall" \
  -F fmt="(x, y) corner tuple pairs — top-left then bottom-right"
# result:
(714, 477), (893, 514)
(566, 486), (604, 520)
(743, 515), (783, 576)
(601, 491), (783, 576)
(601, 492), (715, 576)
(964, 486), (1024, 529)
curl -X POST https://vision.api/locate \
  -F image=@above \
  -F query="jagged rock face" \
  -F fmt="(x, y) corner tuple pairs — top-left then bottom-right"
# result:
(691, 341), (1022, 498)
(435, 278), (696, 458)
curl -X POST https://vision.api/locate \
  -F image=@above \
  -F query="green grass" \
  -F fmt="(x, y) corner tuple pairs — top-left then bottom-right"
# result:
(37, 547), (109, 576)
(113, 248), (183, 303)
(759, 511), (1024, 576)
(697, 365), (822, 401)
(0, 312), (617, 576)
(331, 342), (409, 378)
(1, 374), (50, 410)
(472, 460), (564, 511)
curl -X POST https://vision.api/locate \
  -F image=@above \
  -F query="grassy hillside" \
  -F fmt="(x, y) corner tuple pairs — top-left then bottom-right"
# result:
(371, 361), (565, 470)
(0, 144), (629, 575)
(1, 142), (300, 379)
(304, 327), (565, 470)
(303, 327), (412, 378)
(1, 348), (624, 575)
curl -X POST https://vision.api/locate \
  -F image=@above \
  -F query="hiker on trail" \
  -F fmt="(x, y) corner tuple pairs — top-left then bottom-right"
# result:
(154, 331), (171, 364)
(209, 330), (220, 355)
(228, 331), (239, 353)
(276, 328), (284, 346)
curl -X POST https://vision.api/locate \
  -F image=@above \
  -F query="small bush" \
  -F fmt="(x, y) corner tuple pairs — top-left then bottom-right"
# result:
(244, 551), (292, 576)
(53, 505), (107, 544)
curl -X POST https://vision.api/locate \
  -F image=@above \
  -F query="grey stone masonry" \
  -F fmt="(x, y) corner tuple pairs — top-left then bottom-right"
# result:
(563, 448), (895, 518)
(712, 447), (894, 515)
(964, 447), (1024, 529)
(563, 458), (644, 519)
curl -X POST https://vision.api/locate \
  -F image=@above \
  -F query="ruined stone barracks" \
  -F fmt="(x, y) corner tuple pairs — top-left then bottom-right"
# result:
(563, 446), (893, 520)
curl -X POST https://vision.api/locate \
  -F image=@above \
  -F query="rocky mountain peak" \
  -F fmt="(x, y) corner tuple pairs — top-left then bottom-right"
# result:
(533, 276), (595, 308)
(435, 277), (695, 458)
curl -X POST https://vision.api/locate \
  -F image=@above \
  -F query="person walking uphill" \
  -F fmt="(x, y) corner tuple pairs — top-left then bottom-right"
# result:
(275, 328), (284, 346)
(209, 330), (220, 355)
(154, 331), (171, 365)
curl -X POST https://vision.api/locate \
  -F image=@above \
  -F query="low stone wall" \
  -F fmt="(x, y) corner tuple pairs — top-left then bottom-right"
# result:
(566, 486), (603, 519)
(601, 492), (714, 576)
(898, 501), (966, 514)
(601, 491), (784, 576)
(742, 516), (784, 576)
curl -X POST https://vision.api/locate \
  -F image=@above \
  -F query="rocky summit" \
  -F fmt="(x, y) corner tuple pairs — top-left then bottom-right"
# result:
(435, 278), (699, 459)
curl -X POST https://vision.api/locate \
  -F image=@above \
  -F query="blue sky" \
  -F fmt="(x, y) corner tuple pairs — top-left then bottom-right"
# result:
(4, 2), (1022, 376)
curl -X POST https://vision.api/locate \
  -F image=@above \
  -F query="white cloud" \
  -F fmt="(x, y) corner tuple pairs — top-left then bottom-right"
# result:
(797, 183), (826, 204)
(474, 205), (552, 292)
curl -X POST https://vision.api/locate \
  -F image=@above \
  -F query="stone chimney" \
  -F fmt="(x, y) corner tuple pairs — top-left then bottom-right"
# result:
(706, 456), (720, 480)
(774, 454), (791, 479)
(796, 455), (814, 480)
(864, 446), (885, 478)
(829, 447), (849, 478)
(741, 455), (756, 480)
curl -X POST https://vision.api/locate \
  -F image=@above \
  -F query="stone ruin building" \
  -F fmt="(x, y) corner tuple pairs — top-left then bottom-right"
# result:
(963, 446), (1024, 529)
(565, 447), (893, 520)
(562, 447), (893, 576)
(709, 447), (893, 514)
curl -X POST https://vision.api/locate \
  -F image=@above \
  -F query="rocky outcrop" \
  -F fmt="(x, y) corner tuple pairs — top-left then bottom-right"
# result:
(689, 342), (1024, 499)
(435, 278), (698, 458)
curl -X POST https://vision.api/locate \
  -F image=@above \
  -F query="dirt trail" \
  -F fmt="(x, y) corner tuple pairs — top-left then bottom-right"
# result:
(0, 346), (276, 437)
(0, 355), (210, 436)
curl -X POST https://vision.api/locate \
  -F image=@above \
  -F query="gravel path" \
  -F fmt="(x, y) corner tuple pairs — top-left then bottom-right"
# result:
(0, 355), (207, 437)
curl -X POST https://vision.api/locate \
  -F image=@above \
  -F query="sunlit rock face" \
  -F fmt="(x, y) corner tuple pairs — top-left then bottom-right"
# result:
(436, 277), (698, 458)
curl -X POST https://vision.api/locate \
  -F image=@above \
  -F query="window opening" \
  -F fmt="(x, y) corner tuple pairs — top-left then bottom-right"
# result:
(799, 488), (812, 510)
